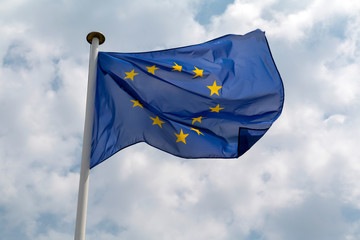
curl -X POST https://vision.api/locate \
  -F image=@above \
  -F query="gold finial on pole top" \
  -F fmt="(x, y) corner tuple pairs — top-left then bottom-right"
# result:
(86, 32), (105, 45)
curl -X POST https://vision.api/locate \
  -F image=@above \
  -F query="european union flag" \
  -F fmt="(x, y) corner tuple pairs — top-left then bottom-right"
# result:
(91, 29), (284, 168)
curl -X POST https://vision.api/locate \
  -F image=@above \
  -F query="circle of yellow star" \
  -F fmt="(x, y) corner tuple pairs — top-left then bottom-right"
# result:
(191, 128), (204, 136)
(130, 100), (143, 108)
(124, 69), (138, 81)
(172, 62), (182, 72)
(207, 81), (222, 96)
(192, 116), (204, 125)
(209, 104), (224, 113)
(193, 66), (203, 78)
(175, 129), (189, 144)
(146, 65), (159, 75)
(150, 116), (164, 128)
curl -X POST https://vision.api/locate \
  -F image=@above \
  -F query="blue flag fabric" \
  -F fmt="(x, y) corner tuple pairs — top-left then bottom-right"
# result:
(90, 29), (284, 168)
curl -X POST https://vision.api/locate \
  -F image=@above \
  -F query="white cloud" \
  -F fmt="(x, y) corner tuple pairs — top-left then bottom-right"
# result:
(207, 0), (360, 43)
(1, 0), (360, 239)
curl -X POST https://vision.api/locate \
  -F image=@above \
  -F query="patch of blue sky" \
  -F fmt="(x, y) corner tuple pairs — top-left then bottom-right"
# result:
(88, 219), (128, 236)
(304, 16), (352, 68)
(246, 230), (265, 240)
(0, 207), (29, 240)
(327, 16), (348, 40)
(2, 42), (31, 70)
(51, 58), (62, 91)
(195, 0), (234, 25)
(36, 213), (68, 235)
(306, 16), (348, 42)
(261, 172), (272, 183)
(69, 159), (81, 173)
(341, 205), (360, 223)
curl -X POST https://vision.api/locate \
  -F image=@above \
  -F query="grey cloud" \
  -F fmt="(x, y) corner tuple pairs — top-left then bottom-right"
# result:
(1, 0), (360, 239)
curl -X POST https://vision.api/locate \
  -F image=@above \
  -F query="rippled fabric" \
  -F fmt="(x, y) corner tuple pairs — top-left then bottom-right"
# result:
(90, 29), (284, 168)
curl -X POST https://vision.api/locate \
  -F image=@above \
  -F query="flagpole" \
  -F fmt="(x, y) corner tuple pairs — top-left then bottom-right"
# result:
(74, 32), (105, 240)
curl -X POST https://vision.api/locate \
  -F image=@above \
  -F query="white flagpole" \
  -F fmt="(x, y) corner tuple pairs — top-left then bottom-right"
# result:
(74, 32), (105, 240)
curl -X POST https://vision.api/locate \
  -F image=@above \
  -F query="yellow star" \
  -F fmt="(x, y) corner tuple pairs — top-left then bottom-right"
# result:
(192, 116), (204, 125)
(130, 100), (143, 108)
(172, 62), (182, 72)
(146, 65), (159, 75)
(191, 128), (204, 136)
(124, 69), (138, 81)
(150, 116), (164, 128)
(193, 66), (203, 78)
(207, 81), (222, 96)
(209, 104), (224, 113)
(175, 129), (189, 144)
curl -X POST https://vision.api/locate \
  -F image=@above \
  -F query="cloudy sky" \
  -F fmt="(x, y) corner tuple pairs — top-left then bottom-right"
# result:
(1, 0), (360, 239)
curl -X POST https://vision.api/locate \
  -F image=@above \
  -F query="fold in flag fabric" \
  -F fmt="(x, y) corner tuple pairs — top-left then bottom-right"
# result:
(91, 29), (284, 168)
